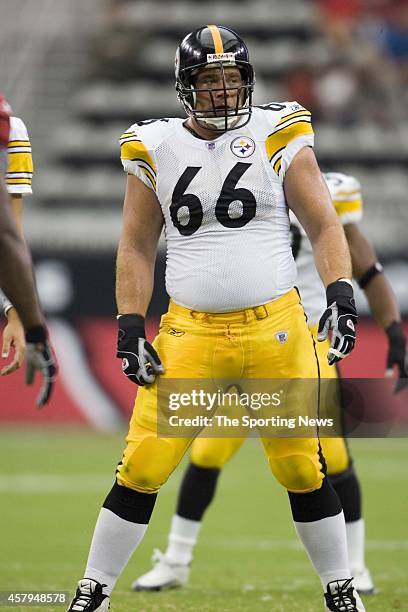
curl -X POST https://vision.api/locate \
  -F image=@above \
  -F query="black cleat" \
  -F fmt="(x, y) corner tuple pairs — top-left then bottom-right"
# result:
(324, 578), (365, 611)
(67, 579), (110, 611)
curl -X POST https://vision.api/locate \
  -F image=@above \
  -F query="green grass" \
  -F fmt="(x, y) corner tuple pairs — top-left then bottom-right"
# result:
(1, 429), (407, 611)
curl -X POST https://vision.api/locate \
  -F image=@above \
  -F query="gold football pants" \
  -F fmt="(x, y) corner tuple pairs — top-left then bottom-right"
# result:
(190, 325), (350, 475)
(116, 289), (327, 494)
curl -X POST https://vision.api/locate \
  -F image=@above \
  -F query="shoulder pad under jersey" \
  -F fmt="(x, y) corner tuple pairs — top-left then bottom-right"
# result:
(119, 117), (180, 190)
(253, 101), (314, 180)
(324, 172), (363, 225)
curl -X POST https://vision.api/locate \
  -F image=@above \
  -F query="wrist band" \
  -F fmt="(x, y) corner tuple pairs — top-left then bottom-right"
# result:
(336, 278), (353, 287)
(358, 262), (383, 289)
(116, 313), (142, 320)
(0, 289), (13, 318)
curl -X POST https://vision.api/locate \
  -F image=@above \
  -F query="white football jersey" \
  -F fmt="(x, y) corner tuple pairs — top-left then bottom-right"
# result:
(120, 102), (314, 312)
(6, 116), (33, 195)
(290, 172), (363, 326)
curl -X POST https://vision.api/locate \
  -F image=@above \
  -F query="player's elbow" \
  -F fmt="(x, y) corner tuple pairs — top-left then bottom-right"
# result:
(307, 215), (344, 250)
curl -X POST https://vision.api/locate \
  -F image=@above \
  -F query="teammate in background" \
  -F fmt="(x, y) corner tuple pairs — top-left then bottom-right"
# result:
(68, 26), (365, 612)
(1, 111), (35, 375)
(0, 95), (57, 406)
(134, 172), (407, 596)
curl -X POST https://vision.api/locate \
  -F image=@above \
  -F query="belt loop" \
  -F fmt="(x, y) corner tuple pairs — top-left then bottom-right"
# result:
(254, 305), (268, 320)
(190, 310), (208, 322)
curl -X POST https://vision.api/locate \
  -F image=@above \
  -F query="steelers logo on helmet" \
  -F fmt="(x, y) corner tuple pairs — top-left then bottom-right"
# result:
(230, 136), (255, 158)
(175, 25), (255, 132)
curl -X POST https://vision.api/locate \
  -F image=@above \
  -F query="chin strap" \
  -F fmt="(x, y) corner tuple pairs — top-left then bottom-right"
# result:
(196, 110), (248, 131)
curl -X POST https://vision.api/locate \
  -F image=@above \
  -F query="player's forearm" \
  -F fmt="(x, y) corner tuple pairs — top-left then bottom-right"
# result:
(0, 229), (44, 329)
(116, 243), (155, 317)
(363, 274), (400, 329)
(344, 223), (400, 329)
(284, 147), (352, 286)
(310, 222), (352, 287)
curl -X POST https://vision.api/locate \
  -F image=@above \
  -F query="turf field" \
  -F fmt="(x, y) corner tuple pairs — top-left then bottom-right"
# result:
(1, 429), (407, 612)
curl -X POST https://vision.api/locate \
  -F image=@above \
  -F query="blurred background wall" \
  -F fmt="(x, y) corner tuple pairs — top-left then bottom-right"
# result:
(1, 0), (407, 426)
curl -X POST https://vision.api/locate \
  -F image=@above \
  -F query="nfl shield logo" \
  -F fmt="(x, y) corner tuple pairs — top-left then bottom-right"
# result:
(275, 331), (288, 344)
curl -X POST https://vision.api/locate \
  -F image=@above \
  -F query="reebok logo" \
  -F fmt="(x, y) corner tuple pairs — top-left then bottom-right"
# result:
(168, 328), (185, 337)
(275, 331), (288, 344)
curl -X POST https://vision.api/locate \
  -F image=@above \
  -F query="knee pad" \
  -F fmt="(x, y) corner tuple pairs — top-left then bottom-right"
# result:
(321, 437), (350, 476)
(268, 453), (324, 493)
(117, 436), (176, 493)
(190, 438), (244, 469)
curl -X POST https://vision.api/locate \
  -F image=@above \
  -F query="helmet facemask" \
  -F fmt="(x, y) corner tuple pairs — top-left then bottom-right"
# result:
(176, 60), (255, 132)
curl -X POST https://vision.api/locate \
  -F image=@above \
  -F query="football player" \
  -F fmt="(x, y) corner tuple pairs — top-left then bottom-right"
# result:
(0, 94), (56, 403)
(133, 172), (407, 597)
(1, 110), (35, 375)
(68, 26), (365, 611)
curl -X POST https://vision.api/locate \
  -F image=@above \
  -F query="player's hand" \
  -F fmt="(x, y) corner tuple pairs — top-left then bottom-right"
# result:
(0, 94), (11, 147)
(117, 314), (164, 385)
(317, 279), (358, 365)
(385, 321), (408, 382)
(1, 307), (26, 375)
(25, 325), (58, 407)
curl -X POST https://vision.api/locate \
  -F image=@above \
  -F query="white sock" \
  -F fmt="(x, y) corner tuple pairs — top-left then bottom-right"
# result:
(346, 518), (366, 573)
(85, 508), (148, 595)
(294, 511), (351, 588)
(165, 514), (202, 565)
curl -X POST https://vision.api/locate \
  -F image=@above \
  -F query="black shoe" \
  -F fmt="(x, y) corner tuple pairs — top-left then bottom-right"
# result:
(67, 579), (110, 611)
(324, 578), (365, 611)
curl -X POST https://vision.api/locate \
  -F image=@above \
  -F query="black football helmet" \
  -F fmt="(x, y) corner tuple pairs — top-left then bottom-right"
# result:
(175, 25), (255, 132)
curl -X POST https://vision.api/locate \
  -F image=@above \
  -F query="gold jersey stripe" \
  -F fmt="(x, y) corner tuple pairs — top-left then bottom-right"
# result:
(207, 24), (224, 54)
(269, 145), (285, 167)
(271, 117), (311, 138)
(6, 178), (32, 185)
(273, 157), (282, 174)
(120, 140), (156, 174)
(334, 199), (363, 216)
(141, 167), (157, 190)
(334, 189), (361, 198)
(278, 109), (311, 124)
(8, 140), (30, 146)
(119, 134), (141, 142)
(120, 138), (142, 147)
(132, 158), (157, 178)
(7, 151), (34, 175)
(266, 120), (313, 163)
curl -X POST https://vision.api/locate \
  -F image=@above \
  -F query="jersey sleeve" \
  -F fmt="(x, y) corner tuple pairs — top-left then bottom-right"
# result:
(326, 174), (363, 225)
(7, 116), (33, 196)
(119, 127), (157, 191)
(265, 102), (314, 180)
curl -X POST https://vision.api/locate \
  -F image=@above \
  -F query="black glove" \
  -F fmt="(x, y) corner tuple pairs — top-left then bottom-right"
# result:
(117, 314), (164, 386)
(317, 279), (358, 365)
(385, 321), (408, 393)
(25, 325), (58, 407)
